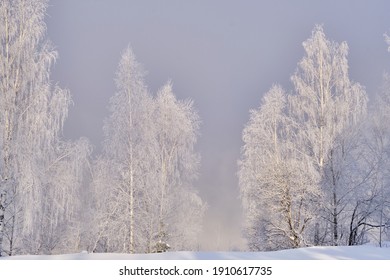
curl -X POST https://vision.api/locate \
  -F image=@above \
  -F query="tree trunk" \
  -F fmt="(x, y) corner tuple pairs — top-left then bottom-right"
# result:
(0, 192), (5, 256)
(129, 160), (134, 254)
(8, 213), (15, 256)
(333, 191), (338, 246)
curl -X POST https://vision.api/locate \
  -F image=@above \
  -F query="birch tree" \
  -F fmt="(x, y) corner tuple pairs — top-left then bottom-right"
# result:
(44, 138), (92, 254)
(153, 82), (204, 251)
(92, 48), (205, 253)
(290, 25), (368, 246)
(363, 73), (390, 246)
(239, 85), (320, 250)
(0, 0), (70, 255)
(240, 26), (374, 249)
(0, 0), (91, 256)
(91, 47), (155, 253)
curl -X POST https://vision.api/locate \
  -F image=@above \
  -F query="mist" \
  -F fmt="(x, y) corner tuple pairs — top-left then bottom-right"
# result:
(45, 0), (390, 250)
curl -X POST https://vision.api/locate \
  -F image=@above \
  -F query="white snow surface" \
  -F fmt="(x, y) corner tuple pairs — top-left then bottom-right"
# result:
(2, 244), (390, 260)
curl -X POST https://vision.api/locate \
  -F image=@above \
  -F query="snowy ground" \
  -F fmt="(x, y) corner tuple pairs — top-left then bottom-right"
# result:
(2, 243), (390, 260)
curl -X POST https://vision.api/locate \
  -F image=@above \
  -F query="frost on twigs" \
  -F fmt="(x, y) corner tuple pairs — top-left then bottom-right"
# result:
(88, 47), (205, 254)
(0, 0), (91, 256)
(239, 25), (377, 251)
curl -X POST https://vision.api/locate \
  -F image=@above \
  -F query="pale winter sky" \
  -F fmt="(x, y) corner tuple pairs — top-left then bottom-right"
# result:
(46, 0), (390, 249)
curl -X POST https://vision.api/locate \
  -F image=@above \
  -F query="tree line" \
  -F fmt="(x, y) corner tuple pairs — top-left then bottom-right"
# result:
(239, 25), (390, 251)
(1, 1), (390, 256)
(0, 0), (204, 256)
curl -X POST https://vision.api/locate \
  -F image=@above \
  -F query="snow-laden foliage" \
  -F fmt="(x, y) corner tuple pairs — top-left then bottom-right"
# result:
(0, 0), (91, 256)
(364, 73), (390, 246)
(290, 25), (368, 246)
(239, 85), (321, 250)
(239, 25), (388, 251)
(89, 47), (205, 254)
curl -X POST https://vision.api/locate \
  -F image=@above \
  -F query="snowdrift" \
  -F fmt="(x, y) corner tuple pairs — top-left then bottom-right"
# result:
(2, 243), (390, 260)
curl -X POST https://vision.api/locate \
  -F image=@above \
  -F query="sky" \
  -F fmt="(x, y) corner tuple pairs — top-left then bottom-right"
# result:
(46, 0), (390, 250)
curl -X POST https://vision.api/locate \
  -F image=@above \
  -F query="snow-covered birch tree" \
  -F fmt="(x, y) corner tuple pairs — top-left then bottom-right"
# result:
(91, 48), (205, 253)
(0, 0), (91, 256)
(91, 47), (156, 254)
(239, 85), (320, 250)
(240, 26), (374, 250)
(0, 0), (68, 255)
(290, 25), (368, 246)
(38, 138), (92, 254)
(153, 82), (204, 251)
(363, 73), (390, 246)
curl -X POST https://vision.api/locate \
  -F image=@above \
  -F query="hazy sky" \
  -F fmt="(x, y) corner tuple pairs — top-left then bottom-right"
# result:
(46, 0), (390, 249)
